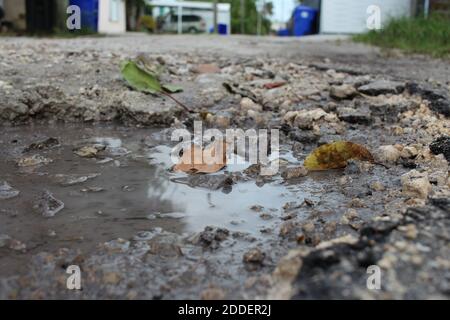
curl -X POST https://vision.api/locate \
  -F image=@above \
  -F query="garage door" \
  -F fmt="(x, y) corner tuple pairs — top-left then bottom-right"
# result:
(320, 0), (412, 34)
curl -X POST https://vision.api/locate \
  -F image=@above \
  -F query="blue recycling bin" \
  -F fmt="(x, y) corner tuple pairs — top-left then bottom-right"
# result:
(277, 29), (291, 37)
(292, 6), (317, 37)
(218, 24), (228, 35)
(210, 24), (228, 35)
(69, 0), (99, 32)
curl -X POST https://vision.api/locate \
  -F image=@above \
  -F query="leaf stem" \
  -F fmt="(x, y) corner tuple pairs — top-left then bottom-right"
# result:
(161, 92), (194, 113)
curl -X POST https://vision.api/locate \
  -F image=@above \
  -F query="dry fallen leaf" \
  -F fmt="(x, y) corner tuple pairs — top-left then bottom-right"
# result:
(17, 155), (53, 167)
(173, 140), (227, 174)
(263, 81), (287, 89)
(304, 141), (374, 171)
(74, 146), (100, 158)
(192, 63), (221, 74)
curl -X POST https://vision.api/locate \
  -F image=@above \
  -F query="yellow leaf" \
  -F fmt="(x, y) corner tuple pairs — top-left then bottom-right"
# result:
(304, 141), (374, 171)
(173, 140), (227, 174)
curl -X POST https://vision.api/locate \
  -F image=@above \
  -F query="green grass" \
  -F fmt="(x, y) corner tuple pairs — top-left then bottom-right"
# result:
(353, 15), (450, 58)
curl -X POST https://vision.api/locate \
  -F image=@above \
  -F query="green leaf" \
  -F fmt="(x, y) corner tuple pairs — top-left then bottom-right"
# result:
(163, 84), (183, 93)
(120, 60), (162, 95)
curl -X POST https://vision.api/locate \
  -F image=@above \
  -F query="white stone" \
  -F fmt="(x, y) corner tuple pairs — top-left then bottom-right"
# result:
(376, 145), (402, 163)
(330, 84), (357, 99)
(283, 108), (338, 129)
(401, 170), (432, 199)
(240, 97), (262, 112)
(400, 146), (418, 158)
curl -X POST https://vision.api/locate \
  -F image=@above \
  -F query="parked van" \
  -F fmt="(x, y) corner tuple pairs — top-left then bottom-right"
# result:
(158, 14), (206, 33)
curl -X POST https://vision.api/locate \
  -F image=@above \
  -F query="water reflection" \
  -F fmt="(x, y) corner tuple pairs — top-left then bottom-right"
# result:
(146, 146), (301, 233)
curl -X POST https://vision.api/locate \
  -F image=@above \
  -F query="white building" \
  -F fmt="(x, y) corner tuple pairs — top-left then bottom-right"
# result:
(98, 0), (126, 34)
(319, 0), (413, 34)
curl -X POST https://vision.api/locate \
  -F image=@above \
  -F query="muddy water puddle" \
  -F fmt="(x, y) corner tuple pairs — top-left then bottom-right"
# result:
(0, 123), (347, 276)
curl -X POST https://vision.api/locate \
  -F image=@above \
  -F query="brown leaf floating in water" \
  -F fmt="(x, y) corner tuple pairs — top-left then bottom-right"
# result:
(173, 140), (227, 174)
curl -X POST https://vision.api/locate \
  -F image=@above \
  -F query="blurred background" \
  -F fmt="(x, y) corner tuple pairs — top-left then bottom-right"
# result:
(0, 0), (447, 35)
(0, 0), (448, 56)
